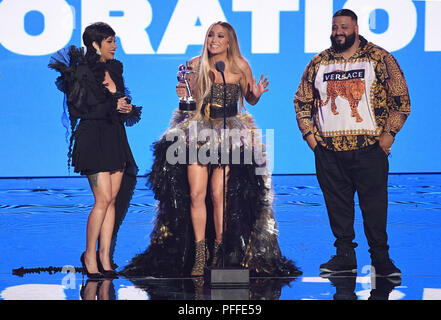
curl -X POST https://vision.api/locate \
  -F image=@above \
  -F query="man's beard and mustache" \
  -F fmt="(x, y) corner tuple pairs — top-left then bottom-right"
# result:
(330, 32), (357, 52)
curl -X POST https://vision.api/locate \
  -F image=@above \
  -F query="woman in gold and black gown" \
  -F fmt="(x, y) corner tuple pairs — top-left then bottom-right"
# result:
(122, 22), (301, 279)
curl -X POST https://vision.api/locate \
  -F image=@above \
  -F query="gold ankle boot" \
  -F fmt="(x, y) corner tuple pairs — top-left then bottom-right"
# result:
(191, 239), (207, 277)
(211, 240), (222, 268)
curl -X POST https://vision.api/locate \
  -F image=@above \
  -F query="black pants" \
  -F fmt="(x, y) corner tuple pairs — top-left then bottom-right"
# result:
(315, 142), (390, 259)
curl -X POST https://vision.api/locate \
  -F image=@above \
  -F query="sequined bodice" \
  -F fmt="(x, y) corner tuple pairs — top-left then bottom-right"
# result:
(203, 83), (241, 106)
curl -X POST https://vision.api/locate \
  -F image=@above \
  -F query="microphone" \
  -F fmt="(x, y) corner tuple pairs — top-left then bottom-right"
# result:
(214, 61), (227, 125)
(210, 60), (250, 287)
(215, 60), (227, 269)
(215, 61), (225, 73)
(214, 61), (227, 121)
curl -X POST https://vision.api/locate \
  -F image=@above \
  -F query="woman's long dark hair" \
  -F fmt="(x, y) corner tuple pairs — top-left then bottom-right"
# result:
(82, 22), (116, 64)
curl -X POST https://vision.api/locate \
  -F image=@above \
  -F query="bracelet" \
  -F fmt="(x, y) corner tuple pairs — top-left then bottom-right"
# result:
(302, 131), (312, 140)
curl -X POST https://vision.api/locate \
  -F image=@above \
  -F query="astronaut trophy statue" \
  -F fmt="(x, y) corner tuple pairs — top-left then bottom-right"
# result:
(177, 64), (196, 111)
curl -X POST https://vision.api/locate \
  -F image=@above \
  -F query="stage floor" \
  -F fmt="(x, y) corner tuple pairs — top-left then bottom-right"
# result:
(1, 174), (440, 300)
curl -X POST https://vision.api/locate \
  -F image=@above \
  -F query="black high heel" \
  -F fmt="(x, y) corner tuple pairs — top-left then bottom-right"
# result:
(80, 252), (104, 280)
(99, 268), (118, 279)
(96, 252), (119, 279)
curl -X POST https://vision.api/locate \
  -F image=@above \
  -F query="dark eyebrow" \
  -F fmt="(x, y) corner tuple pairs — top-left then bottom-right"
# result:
(332, 23), (350, 28)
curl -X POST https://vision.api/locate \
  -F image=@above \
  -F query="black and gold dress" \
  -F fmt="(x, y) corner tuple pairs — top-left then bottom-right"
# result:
(122, 80), (301, 278)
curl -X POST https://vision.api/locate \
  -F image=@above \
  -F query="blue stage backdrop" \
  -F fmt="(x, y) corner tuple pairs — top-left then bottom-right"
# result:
(0, 0), (440, 177)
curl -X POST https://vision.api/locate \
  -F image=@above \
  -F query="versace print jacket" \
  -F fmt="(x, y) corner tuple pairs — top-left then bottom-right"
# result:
(294, 36), (410, 152)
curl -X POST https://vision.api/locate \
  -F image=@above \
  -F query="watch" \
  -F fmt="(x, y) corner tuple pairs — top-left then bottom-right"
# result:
(386, 131), (397, 138)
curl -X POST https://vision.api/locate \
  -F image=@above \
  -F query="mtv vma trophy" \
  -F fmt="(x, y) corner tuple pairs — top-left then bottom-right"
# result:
(177, 63), (196, 111)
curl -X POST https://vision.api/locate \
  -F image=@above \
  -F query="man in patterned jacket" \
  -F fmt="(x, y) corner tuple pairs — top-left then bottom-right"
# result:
(294, 9), (410, 277)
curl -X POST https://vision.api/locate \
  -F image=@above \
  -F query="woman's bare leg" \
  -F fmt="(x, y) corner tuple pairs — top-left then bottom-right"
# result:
(98, 280), (112, 300)
(98, 170), (124, 271)
(210, 166), (229, 243)
(84, 172), (112, 273)
(82, 280), (99, 300)
(188, 163), (209, 241)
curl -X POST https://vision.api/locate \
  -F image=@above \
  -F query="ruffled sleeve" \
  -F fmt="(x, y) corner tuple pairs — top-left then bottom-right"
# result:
(121, 86), (142, 126)
(48, 46), (107, 119)
(123, 105), (142, 127)
(106, 59), (143, 127)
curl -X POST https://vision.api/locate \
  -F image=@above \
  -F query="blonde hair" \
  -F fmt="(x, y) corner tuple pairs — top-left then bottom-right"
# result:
(193, 21), (246, 118)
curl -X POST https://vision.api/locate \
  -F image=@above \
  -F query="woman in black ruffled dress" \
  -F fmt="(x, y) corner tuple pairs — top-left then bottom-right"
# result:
(122, 22), (301, 279)
(49, 22), (141, 279)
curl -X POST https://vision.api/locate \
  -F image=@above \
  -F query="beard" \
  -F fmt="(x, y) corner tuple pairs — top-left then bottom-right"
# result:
(330, 32), (356, 53)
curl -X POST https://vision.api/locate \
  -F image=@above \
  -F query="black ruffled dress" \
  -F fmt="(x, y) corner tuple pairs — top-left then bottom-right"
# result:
(49, 46), (141, 176)
(49, 46), (142, 262)
(122, 80), (301, 278)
